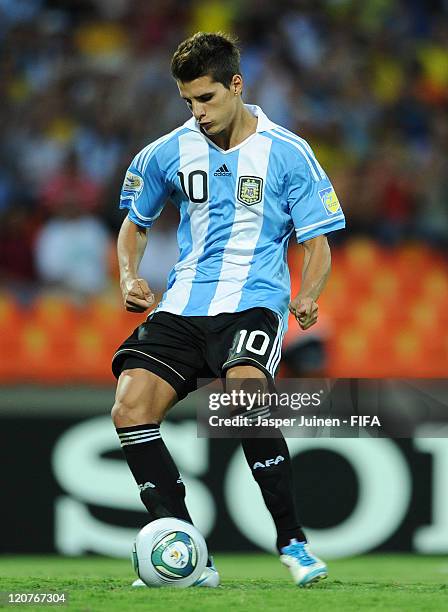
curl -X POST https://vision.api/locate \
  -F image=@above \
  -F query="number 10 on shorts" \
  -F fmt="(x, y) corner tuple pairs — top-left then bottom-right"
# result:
(235, 329), (270, 356)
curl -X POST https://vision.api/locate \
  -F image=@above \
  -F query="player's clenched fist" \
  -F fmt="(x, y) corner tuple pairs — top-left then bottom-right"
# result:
(289, 296), (318, 330)
(121, 278), (154, 313)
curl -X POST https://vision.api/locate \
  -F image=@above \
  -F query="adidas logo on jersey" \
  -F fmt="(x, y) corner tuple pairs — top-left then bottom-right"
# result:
(214, 164), (231, 176)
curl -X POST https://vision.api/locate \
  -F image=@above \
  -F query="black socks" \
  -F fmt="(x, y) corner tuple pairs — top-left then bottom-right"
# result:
(241, 434), (307, 551)
(117, 422), (306, 553)
(116, 423), (192, 524)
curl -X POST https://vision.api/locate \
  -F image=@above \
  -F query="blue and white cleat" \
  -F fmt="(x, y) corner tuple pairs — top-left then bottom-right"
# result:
(280, 540), (328, 587)
(192, 557), (220, 587)
(132, 557), (220, 588)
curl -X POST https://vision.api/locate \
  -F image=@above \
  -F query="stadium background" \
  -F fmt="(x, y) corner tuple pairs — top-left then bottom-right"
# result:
(1, 0), (447, 561)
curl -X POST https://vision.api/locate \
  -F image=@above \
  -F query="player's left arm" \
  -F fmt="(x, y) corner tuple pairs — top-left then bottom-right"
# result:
(286, 153), (345, 330)
(289, 235), (331, 330)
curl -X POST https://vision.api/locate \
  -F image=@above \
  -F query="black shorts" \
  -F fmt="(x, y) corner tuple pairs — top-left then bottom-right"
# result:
(112, 307), (283, 400)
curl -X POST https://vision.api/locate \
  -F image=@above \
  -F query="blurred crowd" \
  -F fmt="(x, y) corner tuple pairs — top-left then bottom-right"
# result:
(0, 0), (447, 299)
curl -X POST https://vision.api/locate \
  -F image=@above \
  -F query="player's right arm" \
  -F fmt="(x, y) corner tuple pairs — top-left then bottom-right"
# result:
(117, 147), (170, 312)
(118, 218), (154, 312)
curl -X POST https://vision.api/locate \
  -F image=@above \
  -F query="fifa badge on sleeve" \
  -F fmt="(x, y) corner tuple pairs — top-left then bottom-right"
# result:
(318, 187), (341, 215)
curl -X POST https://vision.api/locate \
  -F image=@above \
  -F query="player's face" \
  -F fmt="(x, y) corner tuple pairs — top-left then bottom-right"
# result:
(178, 74), (241, 136)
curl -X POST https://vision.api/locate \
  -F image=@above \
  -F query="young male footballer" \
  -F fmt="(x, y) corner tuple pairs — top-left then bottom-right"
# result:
(111, 32), (345, 588)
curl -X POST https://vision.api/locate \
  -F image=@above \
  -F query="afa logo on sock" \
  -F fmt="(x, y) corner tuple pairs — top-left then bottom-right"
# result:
(139, 481), (156, 492)
(253, 455), (285, 469)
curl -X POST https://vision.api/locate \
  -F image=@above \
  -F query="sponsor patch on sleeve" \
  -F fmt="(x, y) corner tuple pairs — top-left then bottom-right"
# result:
(318, 187), (341, 215)
(123, 171), (144, 198)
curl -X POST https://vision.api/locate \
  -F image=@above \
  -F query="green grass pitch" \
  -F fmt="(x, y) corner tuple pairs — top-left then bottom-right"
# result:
(1, 554), (447, 611)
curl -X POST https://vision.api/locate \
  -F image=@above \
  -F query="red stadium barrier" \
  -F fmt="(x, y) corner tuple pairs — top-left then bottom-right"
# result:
(0, 241), (446, 383)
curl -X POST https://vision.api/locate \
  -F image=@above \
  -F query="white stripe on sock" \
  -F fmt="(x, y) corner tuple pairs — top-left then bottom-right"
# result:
(120, 435), (161, 447)
(118, 429), (160, 440)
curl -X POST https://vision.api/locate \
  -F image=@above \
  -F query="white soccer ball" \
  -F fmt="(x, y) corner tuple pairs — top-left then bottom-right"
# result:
(132, 518), (208, 588)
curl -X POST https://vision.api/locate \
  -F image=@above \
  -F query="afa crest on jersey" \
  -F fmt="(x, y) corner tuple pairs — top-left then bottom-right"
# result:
(237, 176), (263, 206)
(318, 187), (341, 216)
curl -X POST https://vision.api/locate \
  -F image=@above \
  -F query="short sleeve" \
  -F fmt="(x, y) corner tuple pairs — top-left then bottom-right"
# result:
(119, 152), (169, 228)
(287, 160), (346, 243)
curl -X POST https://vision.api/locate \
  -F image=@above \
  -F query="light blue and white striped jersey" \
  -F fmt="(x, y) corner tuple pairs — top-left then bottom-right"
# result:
(119, 105), (345, 319)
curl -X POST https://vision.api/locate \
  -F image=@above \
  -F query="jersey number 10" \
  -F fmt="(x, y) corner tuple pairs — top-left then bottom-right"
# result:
(177, 170), (208, 203)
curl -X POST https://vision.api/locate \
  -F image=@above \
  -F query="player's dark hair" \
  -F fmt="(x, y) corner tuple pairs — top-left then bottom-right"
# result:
(171, 32), (241, 88)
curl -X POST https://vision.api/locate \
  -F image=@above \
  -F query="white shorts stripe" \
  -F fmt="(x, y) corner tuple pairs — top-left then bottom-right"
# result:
(113, 348), (186, 381)
(269, 338), (283, 375)
(266, 313), (282, 368)
(268, 340), (281, 376)
(266, 314), (283, 374)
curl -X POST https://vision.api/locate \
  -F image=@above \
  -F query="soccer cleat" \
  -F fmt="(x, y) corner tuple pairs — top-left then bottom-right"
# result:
(192, 557), (220, 587)
(280, 540), (328, 587)
(132, 557), (220, 588)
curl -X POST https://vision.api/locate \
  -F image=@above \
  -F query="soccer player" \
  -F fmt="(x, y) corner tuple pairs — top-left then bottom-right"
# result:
(111, 32), (345, 588)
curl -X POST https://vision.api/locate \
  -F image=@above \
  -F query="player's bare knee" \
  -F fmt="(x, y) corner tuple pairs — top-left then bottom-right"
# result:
(112, 374), (153, 425)
(111, 396), (160, 427)
(226, 365), (266, 380)
(226, 365), (268, 396)
(111, 368), (175, 426)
